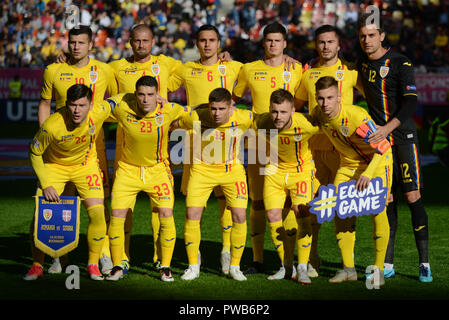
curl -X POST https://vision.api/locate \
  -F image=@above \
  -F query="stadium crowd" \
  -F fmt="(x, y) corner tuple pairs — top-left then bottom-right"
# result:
(1, 0), (449, 72)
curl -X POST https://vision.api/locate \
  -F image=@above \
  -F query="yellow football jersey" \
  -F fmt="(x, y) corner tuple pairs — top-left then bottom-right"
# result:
(179, 106), (253, 167)
(168, 60), (243, 106)
(109, 54), (181, 97)
(295, 59), (359, 151)
(107, 93), (189, 167)
(30, 102), (112, 166)
(41, 58), (118, 109)
(295, 59), (358, 110)
(233, 60), (302, 114)
(253, 112), (319, 172)
(315, 104), (391, 170)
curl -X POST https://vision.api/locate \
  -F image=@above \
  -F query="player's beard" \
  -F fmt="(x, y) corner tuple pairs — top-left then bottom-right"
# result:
(275, 116), (292, 131)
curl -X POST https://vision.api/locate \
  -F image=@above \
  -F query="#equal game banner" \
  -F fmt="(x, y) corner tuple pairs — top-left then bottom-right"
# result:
(34, 196), (81, 258)
(309, 177), (388, 224)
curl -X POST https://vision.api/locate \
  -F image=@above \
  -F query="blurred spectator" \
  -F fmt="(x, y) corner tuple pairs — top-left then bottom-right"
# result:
(0, 0), (448, 72)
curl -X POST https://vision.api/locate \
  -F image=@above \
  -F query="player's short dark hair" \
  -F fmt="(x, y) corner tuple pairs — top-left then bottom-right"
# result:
(357, 12), (384, 34)
(315, 76), (338, 92)
(197, 24), (220, 40)
(315, 24), (341, 42)
(135, 75), (158, 91)
(66, 84), (93, 104)
(68, 25), (93, 42)
(270, 89), (294, 107)
(263, 22), (287, 40)
(209, 88), (232, 105)
(130, 24), (154, 38)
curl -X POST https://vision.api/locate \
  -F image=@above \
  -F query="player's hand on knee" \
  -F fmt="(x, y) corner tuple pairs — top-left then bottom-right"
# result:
(355, 176), (370, 192)
(43, 186), (60, 202)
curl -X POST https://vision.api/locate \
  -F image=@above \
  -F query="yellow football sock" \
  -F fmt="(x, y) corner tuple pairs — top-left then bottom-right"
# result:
(372, 210), (390, 270)
(184, 219), (201, 265)
(100, 202), (111, 257)
(297, 215), (313, 265)
(159, 216), (176, 267)
(336, 231), (356, 268)
(268, 220), (285, 264)
(108, 216), (126, 266)
(101, 235), (110, 257)
(86, 204), (107, 265)
(283, 209), (298, 265)
(230, 221), (247, 266)
(218, 197), (232, 253)
(335, 216), (356, 268)
(249, 207), (266, 263)
(151, 210), (161, 263)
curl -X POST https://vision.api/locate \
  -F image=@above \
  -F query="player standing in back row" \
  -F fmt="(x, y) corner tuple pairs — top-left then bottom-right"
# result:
(232, 22), (303, 277)
(356, 13), (432, 282)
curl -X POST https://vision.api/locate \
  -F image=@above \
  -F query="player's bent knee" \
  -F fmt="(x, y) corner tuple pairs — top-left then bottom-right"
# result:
(111, 208), (128, 218)
(84, 198), (104, 208)
(230, 207), (247, 224)
(158, 208), (173, 218)
(186, 207), (203, 220)
(266, 209), (282, 223)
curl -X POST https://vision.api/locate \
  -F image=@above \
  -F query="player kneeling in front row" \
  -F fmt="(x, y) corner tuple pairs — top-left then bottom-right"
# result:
(24, 84), (112, 280)
(253, 89), (318, 283)
(178, 88), (253, 281)
(106, 76), (189, 282)
(312, 76), (392, 285)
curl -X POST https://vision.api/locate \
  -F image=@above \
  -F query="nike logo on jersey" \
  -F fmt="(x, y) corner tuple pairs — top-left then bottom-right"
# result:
(302, 243), (311, 248)
(414, 225), (426, 232)
(93, 237), (105, 241)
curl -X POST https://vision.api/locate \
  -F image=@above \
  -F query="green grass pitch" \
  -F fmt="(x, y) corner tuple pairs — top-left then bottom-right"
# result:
(0, 162), (449, 303)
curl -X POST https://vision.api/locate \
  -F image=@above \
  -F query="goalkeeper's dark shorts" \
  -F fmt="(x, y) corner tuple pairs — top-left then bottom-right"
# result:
(391, 143), (423, 194)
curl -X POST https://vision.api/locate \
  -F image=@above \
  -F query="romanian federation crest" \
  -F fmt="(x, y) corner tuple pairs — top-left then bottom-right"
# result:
(155, 114), (164, 126)
(43, 209), (52, 221)
(340, 126), (350, 137)
(282, 71), (291, 83)
(34, 196), (81, 258)
(379, 66), (389, 78)
(229, 126), (239, 137)
(336, 70), (345, 81)
(152, 63), (160, 76)
(89, 71), (98, 83)
(218, 64), (227, 76)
